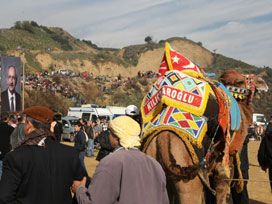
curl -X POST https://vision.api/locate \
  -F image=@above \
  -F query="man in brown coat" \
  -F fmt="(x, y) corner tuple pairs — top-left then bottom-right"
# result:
(72, 116), (169, 204)
(0, 106), (85, 204)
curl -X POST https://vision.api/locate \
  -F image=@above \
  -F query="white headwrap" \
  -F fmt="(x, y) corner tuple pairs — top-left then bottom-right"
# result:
(109, 116), (141, 150)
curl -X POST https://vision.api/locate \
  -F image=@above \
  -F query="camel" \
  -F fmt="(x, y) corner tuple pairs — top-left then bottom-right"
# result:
(141, 69), (268, 204)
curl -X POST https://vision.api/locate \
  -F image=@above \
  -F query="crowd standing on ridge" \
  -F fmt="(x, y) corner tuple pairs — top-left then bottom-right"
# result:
(22, 70), (159, 106)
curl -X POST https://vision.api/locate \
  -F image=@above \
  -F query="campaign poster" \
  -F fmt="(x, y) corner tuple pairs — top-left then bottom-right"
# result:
(1, 55), (21, 112)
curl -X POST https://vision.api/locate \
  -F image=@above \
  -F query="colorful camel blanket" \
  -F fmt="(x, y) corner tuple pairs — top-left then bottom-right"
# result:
(142, 105), (208, 149)
(141, 70), (212, 124)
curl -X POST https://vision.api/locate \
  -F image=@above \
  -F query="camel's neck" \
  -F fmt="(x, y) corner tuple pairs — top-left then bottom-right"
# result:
(238, 100), (253, 124)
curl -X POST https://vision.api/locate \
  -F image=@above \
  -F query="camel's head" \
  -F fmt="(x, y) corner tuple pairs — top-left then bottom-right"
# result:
(219, 69), (268, 102)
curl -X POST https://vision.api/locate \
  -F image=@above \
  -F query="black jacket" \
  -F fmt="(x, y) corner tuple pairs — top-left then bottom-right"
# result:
(258, 122), (272, 168)
(0, 137), (85, 204)
(1, 90), (21, 112)
(54, 121), (63, 142)
(74, 129), (87, 152)
(96, 130), (114, 161)
(0, 121), (14, 160)
(85, 126), (94, 139)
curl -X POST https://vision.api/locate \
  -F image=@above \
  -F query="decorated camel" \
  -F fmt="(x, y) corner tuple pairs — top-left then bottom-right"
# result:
(140, 43), (268, 203)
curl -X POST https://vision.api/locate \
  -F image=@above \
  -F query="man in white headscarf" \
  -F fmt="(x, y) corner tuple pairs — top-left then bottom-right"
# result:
(72, 116), (169, 204)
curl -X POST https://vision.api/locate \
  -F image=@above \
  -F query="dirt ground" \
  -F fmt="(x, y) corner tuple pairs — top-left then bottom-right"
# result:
(64, 141), (271, 203)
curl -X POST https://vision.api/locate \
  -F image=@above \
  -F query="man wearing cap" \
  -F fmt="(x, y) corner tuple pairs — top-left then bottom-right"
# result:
(72, 116), (169, 204)
(0, 106), (85, 204)
(125, 104), (141, 125)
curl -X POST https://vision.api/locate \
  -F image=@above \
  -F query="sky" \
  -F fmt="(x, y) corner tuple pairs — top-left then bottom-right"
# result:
(0, 0), (272, 68)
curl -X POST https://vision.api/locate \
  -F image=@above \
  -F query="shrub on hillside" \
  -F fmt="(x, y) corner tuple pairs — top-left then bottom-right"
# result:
(113, 92), (125, 104)
(30, 21), (39, 27)
(13, 21), (22, 29)
(25, 53), (43, 72)
(50, 33), (73, 51)
(0, 45), (6, 51)
(82, 82), (100, 103)
(22, 21), (34, 33)
(123, 44), (161, 66)
(24, 90), (71, 116)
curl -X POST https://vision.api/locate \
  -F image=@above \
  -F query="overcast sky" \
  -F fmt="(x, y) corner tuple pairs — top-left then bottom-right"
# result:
(0, 0), (272, 67)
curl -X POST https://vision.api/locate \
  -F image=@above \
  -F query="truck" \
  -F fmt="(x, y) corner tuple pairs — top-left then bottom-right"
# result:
(252, 113), (266, 126)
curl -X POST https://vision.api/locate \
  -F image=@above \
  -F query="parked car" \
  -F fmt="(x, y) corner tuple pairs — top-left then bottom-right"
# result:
(61, 116), (79, 142)
(58, 69), (70, 75)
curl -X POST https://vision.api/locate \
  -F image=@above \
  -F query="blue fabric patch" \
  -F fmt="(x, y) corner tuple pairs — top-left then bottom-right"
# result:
(168, 116), (175, 123)
(215, 82), (241, 131)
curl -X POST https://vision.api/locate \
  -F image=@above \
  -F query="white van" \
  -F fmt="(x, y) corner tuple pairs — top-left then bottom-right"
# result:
(67, 106), (98, 121)
(96, 107), (113, 121)
(107, 106), (126, 120)
(67, 104), (113, 121)
(252, 113), (266, 126)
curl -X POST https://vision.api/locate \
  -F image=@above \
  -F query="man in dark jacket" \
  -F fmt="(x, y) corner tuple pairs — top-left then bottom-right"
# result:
(74, 122), (87, 171)
(10, 113), (26, 150)
(0, 106), (85, 204)
(0, 112), (14, 180)
(96, 130), (114, 161)
(258, 116), (272, 191)
(52, 114), (63, 142)
(86, 120), (94, 157)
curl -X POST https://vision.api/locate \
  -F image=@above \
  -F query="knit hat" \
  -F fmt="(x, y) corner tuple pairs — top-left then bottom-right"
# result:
(109, 116), (141, 149)
(23, 106), (54, 124)
(125, 105), (139, 116)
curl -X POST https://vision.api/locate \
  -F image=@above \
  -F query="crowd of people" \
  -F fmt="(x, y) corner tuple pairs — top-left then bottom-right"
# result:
(0, 104), (169, 204)
(1, 102), (272, 203)
(23, 71), (158, 106)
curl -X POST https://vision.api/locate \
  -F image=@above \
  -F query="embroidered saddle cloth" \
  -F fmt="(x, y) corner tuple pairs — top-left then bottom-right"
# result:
(141, 70), (212, 123)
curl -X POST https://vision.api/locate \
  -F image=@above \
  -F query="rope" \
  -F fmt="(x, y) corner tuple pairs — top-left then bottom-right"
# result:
(224, 178), (271, 183)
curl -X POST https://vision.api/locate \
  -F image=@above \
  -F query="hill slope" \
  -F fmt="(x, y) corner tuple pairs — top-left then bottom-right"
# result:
(0, 21), (271, 118)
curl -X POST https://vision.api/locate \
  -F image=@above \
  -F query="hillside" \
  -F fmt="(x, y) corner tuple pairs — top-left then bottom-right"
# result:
(0, 21), (272, 118)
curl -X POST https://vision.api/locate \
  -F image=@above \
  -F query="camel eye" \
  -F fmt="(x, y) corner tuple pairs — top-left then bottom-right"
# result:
(235, 81), (244, 86)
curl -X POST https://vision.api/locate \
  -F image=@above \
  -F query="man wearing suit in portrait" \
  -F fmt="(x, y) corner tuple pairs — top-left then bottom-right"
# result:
(1, 65), (21, 112)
